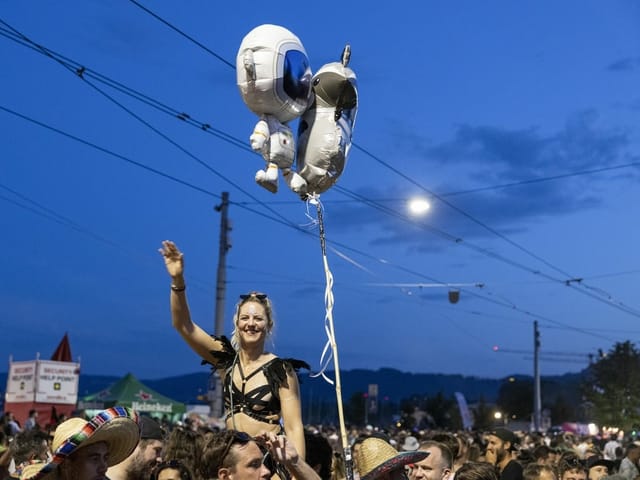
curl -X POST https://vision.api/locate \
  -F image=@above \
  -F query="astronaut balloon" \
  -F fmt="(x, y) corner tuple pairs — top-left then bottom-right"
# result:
(236, 24), (358, 198)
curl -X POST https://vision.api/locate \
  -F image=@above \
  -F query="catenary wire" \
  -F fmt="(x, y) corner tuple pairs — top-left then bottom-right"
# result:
(109, 4), (640, 318)
(2, 14), (636, 328)
(0, 103), (618, 342)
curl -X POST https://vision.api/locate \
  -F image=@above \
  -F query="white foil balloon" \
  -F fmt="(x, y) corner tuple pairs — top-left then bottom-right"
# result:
(236, 24), (313, 193)
(295, 46), (358, 197)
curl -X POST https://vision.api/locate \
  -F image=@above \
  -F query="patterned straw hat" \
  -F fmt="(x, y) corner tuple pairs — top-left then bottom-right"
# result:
(20, 406), (141, 480)
(356, 437), (428, 480)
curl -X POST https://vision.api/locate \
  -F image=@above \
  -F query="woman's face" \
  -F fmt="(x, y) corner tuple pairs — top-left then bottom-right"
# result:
(236, 301), (269, 346)
(563, 468), (587, 480)
(158, 467), (183, 480)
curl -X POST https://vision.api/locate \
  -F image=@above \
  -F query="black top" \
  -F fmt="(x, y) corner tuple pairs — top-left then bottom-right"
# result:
(202, 335), (309, 424)
(501, 460), (523, 480)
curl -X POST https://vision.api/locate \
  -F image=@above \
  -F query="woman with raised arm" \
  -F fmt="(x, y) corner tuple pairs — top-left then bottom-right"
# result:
(159, 240), (308, 459)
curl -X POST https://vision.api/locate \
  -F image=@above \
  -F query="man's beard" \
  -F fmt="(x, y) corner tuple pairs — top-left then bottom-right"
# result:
(126, 454), (158, 480)
(496, 448), (508, 464)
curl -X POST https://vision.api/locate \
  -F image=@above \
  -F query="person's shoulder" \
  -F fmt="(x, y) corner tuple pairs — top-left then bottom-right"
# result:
(201, 335), (236, 369)
(501, 460), (523, 480)
(261, 355), (310, 372)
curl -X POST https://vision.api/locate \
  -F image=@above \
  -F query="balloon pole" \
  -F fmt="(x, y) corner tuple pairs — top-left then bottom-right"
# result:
(315, 200), (354, 480)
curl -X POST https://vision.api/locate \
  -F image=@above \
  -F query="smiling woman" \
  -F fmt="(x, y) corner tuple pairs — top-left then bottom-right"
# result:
(159, 241), (309, 460)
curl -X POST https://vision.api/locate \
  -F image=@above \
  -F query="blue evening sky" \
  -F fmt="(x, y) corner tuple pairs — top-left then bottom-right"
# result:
(1, 1), (639, 380)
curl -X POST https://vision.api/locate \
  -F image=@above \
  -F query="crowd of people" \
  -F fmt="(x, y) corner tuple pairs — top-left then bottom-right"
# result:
(1, 242), (639, 480)
(3, 409), (640, 480)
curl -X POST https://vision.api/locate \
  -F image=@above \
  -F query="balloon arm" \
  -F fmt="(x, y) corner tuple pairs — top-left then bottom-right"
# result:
(341, 44), (351, 67)
(250, 118), (269, 151)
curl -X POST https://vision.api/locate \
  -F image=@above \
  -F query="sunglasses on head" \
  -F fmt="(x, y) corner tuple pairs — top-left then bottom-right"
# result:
(239, 292), (268, 301)
(565, 457), (586, 468)
(220, 431), (253, 465)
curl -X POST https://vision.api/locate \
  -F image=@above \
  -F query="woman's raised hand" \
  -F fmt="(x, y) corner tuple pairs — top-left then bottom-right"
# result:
(159, 240), (184, 279)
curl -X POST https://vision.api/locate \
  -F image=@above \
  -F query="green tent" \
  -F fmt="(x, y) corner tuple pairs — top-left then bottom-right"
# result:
(79, 372), (185, 418)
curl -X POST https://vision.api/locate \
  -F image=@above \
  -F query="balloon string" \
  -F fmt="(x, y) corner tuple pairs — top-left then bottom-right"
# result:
(308, 197), (354, 480)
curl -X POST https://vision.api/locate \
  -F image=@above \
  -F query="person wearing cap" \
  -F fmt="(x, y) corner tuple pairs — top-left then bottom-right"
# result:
(355, 436), (428, 480)
(486, 428), (522, 480)
(401, 437), (419, 453)
(409, 441), (452, 480)
(586, 456), (614, 480)
(106, 415), (165, 480)
(19, 406), (140, 480)
(618, 444), (640, 480)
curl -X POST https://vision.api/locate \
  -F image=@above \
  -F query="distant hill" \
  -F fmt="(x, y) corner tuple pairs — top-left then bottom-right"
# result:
(0, 368), (584, 408)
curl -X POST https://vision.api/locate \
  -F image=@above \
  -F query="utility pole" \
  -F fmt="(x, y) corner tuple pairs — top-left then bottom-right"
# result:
(533, 320), (542, 431)
(210, 192), (231, 418)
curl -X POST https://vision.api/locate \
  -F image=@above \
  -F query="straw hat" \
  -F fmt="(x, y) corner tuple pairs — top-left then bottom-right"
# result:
(355, 437), (428, 480)
(20, 406), (141, 480)
(401, 436), (419, 452)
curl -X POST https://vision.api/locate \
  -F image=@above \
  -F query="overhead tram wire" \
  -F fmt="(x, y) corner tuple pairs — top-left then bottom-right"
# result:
(2, 15), (620, 341)
(0, 185), (218, 296)
(3, 17), (637, 324)
(121, 1), (640, 319)
(0, 17), (635, 310)
(334, 185), (640, 319)
(0, 105), (616, 343)
(351, 144), (640, 318)
(0, 26), (247, 152)
(128, 0), (235, 69)
(0, 24), (584, 284)
(0, 20), (301, 234)
(232, 159), (640, 204)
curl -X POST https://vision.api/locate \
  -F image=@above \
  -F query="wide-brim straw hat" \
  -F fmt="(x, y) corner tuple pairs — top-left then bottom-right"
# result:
(20, 406), (141, 480)
(356, 437), (428, 480)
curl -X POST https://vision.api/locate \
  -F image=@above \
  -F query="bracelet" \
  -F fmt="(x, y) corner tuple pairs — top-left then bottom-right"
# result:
(171, 284), (186, 292)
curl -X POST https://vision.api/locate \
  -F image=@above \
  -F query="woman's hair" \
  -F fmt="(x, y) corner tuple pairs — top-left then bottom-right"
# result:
(163, 427), (203, 480)
(199, 430), (252, 477)
(150, 460), (194, 480)
(557, 453), (587, 478)
(230, 292), (275, 350)
(455, 462), (499, 480)
(524, 464), (558, 480)
(305, 431), (334, 480)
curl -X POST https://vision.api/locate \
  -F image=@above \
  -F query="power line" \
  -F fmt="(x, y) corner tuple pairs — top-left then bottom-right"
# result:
(3, 15), (637, 331)
(128, 0), (235, 69)
(0, 19), (300, 235)
(117, 3), (640, 319)
(0, 103), (621, 343)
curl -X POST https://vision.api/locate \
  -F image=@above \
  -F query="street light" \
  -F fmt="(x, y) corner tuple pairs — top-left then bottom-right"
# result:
(407, 197), (431, 215)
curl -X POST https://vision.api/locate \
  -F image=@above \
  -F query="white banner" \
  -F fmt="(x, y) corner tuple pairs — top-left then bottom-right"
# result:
(5, 361), (37, 403)
(35, 360), (80, 404)
(455, 391), (474, 430)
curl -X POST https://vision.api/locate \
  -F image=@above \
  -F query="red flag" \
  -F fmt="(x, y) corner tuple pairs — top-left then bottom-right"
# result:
(51, 333), (72, 362)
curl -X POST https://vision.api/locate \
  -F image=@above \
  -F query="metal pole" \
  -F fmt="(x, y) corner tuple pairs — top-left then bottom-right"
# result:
(533, 320), (542, 431)
(211, 192), (230, 418)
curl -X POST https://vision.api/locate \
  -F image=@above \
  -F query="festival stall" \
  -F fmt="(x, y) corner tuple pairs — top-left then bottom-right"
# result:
(78, 372), (185, 421)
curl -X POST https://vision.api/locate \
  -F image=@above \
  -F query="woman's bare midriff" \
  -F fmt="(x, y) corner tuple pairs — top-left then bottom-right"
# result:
(225, 412), (282, 436)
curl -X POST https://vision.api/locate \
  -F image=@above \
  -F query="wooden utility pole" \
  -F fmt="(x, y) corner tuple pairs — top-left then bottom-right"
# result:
(210, 192), (231, 418)
(533, 320), (542, 431)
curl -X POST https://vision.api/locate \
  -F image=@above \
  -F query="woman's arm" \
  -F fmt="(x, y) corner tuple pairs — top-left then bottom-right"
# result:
(279, 366), (306, 460)
(160, 240), (224, 362)
(259, 432), (319, 480)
